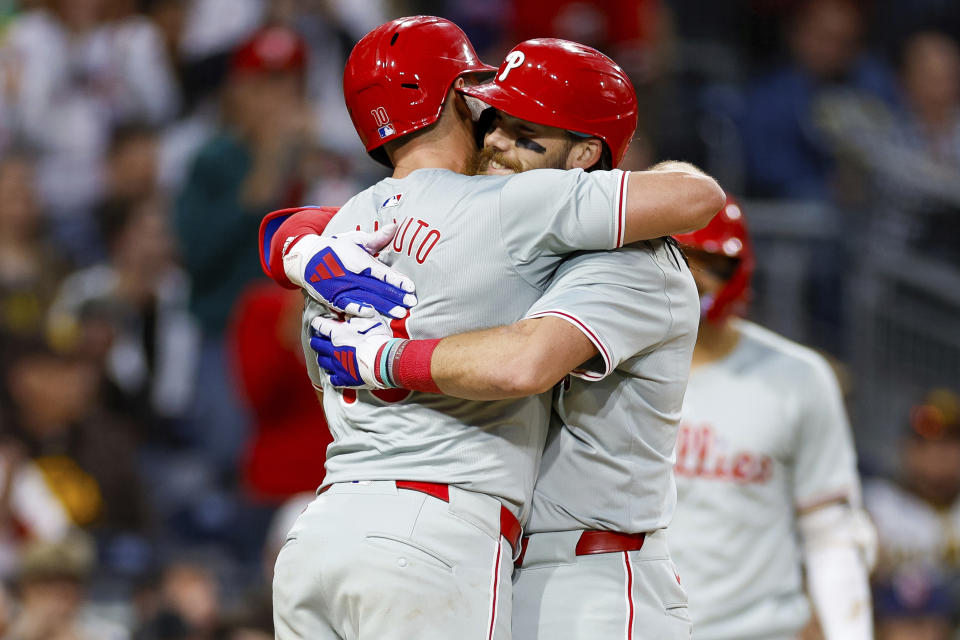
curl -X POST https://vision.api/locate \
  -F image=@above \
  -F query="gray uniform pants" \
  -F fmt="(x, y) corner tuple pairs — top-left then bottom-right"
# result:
(513, 529), (692, 639)
(273, 481), (513, 640)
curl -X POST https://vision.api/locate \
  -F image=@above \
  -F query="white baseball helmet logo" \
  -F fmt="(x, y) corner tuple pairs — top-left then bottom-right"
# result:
(498, 51), (525, 82)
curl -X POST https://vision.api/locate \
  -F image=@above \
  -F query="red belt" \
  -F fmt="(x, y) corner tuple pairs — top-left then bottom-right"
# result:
(395, 481), (522, 554)
(516, 530), (646, 568)
(319, 481), (522, 554)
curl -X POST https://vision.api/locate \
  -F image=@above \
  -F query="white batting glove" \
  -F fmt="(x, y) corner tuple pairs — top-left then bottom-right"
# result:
(309, 315), (402, 389)
(283, 223), (417, 319)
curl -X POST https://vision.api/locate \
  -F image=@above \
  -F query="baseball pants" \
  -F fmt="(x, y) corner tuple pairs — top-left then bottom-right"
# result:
(513, 529), (692, 639)
(273, 481), (513, 640)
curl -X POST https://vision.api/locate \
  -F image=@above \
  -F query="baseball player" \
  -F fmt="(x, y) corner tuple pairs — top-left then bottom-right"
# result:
(667, 200), (874, 639)
(309, 39), (703, 639)
(268, 18), (724, 640)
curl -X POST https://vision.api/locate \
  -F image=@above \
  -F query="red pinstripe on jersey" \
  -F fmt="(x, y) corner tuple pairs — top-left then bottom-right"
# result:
(623, 552), (635, 640)
(486, 539), (502, 640)
(616, 171), (629, 248)
(525, 310), (612, 380)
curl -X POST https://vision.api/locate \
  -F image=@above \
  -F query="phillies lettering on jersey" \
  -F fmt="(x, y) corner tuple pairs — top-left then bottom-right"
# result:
(674, 423), (773, 484)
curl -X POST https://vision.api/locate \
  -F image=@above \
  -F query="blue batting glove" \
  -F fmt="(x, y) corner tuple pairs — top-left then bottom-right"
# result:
(284, 224), (417, 318)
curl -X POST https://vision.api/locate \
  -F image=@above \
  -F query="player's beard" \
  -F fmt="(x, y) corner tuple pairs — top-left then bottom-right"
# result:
(475, 147), (525, 175)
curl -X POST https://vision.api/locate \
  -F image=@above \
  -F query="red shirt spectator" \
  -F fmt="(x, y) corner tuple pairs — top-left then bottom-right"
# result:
(230, 282), (331, 500)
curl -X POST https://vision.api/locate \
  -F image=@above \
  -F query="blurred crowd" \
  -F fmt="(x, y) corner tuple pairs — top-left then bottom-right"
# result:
(0, 0), (955, 638)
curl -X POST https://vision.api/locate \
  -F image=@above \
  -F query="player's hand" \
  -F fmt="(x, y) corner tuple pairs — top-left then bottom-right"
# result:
(283, 224), (417, 318)
(310, 315), (399, 389)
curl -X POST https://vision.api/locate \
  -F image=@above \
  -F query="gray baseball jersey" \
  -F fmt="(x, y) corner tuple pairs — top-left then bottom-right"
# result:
(668, 319), (861, 640)
(304, 167), (631, 520)
(523, 240), (700, 534)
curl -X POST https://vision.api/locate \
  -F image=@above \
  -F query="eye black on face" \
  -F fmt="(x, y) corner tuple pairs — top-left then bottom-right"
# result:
(516, 138), (547, 153)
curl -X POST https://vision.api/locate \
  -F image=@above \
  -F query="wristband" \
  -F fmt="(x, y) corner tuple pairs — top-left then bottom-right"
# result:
(390, 339), (442, 394)
(260, 206), (339, 288)
(375, 338), (404, 387)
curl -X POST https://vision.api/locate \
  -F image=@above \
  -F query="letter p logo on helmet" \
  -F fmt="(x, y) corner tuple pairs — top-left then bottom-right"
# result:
(498, 50), (525, 82)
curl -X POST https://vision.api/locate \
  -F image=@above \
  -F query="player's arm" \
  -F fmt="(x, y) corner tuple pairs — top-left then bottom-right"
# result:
(622, 161), (726, 241)
(312, 314), (594, 399)
(258, 206), (417, 318)
(791, 357), (874, 640)
(311, 245), (691, 399)
(259, 206), (339, 288)
(433, 318), (598, 398)
(499, 163), (723, 282)
(798, 498), (875, 640)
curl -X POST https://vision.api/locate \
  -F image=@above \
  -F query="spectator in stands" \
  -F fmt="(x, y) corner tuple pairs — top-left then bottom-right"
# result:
(2, 338), (145, 533)
(103, 0), (182, 125)
(741, 0), (898, 199)
(898, 32), (960, 167)
(47, 195), (199, 436)
(891, 30), (960, 263)
(0, 436), (71, 580)
(99, 124), (162, 211)
(874, 568), (955, 640)
(174, 25), (310, 477)
(2, 0), (179, 262)
(0, 153), (63, 342)
(6, 530), (129, 640)
(135, 561), (220, 640)
(864, 389), (960, 609)
(177, 0), (264, 100)
(138, 0), (189, 74)
(229, 283), (331, 502)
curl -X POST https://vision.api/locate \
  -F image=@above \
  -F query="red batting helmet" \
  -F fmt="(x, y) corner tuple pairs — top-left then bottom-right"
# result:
(343, 16), (495, 167)
(673, 196), (755, 323)
(459, 38), (638, 167)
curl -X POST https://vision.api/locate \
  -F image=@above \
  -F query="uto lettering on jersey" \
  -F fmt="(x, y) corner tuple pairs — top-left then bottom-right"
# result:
(352, 216), (442, 265)
(674, 423), (773, 484)
(391, 217), (441, 264)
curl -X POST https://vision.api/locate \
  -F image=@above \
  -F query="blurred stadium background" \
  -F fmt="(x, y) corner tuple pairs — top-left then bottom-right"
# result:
(0, 0), (957, 638)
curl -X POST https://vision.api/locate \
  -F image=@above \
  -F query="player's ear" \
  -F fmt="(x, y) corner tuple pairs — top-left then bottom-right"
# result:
(451, 83), (473, 122)
(567, 138), (603, 170)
